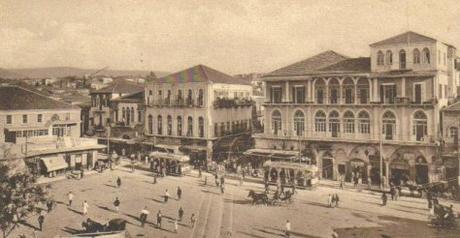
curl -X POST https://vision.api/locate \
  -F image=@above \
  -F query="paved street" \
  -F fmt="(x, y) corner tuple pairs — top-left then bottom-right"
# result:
(10, 167), (460, 238)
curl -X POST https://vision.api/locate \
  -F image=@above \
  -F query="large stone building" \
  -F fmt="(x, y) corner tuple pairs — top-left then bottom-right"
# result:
(144, 65), (254, 166)
(0, 85), (105, 176)
(249, 31), (458, 186)
(440, 102), (460, 187)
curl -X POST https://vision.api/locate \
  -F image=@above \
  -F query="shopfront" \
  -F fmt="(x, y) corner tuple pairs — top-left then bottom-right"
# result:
(150, 151), (191, 176)
(263, 161), (319, 188)
(40, 156), (69, 177)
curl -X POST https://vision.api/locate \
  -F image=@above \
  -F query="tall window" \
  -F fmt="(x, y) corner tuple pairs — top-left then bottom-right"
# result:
(422, 48), (430, 64)
(199, 117), (204, 137)
(343, 111), (355, 133)
(271, 110), (282, 136)
(167, 115), (172, 135)
(177, 90), (183, 105)
(177, 116), (183, 136)
(220, 122), (225, 135)
(166, 90), (171, 105)
(382, 111), (396, 140)
(328, 111), (340, 137)
(130, 107), (134, 123)
(358, 111), (370, 134)
(37, 114), (42, 123)
(315, 111), (326, 132)
(187, 116), (193, 137)
(329, 78), (339, 104)
(293, 110), (305, 136)
(385, 50), (393, 65)
(292, 86), (305, 103)
(357, 78), (369, 104)
(22, 115), (27, 124)
(157, 115), (163, 135)
(271, 86), (282, 103)
(343, 78), (354, 104)
(399, 49), (406, 69)
(412, 111), (427, 141)
(6, 115), (12, 124)
(148, 115), (153, 134)
(198, 89), (204, 106)
(380, 84), (397, 104)
(377, 51), (384, 65)
(413, 49), (421, 64)
(122, 107), (126, 121)
(187, 89), (193, 105)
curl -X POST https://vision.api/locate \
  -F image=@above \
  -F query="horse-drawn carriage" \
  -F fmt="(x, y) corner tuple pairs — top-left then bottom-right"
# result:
(247, 189), (294, 206)
(59, 218), (129, 237)
(263, 161), (319, 189)
(427, 204), (458, 229)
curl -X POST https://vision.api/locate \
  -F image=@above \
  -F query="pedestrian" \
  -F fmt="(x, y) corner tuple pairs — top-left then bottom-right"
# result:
(190, 213), (196, 228)
(381, 192), (387, 206)
(177, 186), (182, 200)
(390, 186), (395, 200)
(328, 194), (333, 208)
(156, 210), (162, 228)
(204, 176), (207, 185)
(140, 206), (149, 227)
(220, 176), (225, 186)
(174, 218), (178, 233)
(239, 175), (243, 186)
(285, 219), (291, 237)
(37, 211), (45, 231)
(116, 177), (121, 188)
(153, 174), (157, 184)
(334, 193), (340, 207)
(178, 207), (184, 221)
(331, 194), (336, 208)
(394, 187), (399, 201)
(339, 177), (344, 189)
(67, 191), (74, 207)
(113, 197), (120, 213)
(215, 175), (220, 187)
(164, 189), (170, 203)
(220, 184), (225, 194)
(46, 200), (53, 213)
(292, 184), (296, 195)
(83, 200), (89, 215)
(198, 167), (202, 178)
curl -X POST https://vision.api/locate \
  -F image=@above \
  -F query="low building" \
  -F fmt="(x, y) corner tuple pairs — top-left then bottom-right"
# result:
(0, 85), (105, 177)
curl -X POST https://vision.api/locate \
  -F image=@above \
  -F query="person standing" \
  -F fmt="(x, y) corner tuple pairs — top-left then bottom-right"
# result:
(198, 167), (202, 178)
(177, 186), (182, 200)
(220, 184), (225, 194)
(164, 189), (170, 203)
(113, 197), (120, 213)
(327, 194), (333, 208)
(116, 177), (122, 188)
(285, 220), (291, 237)
(153, 174), (157, 184)
(331, 194), (336, 208)
(334, 193), (340, 207)
(190, 213), (196, 228)
(394, 187), (399, 201)
(37, 211), (45, 231)
(46, 200), (53, 213)
(174, 218), (178, 233)
(178, 207), (184, 221)
(140, 206), (149, 227)
(381, 192), (387, 206)
(67, 191), (74, 207)
(82, 200), (89, 215)
(390, 186), (395, 200)
(156, 210), (162, 228)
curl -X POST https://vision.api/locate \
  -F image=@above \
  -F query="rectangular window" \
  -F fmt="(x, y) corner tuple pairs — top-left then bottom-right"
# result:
(37, 114), (42, 123)
(414, 83), (422, 104)
(381, 84), (397, 104)
(22, 115), (28, 124)
(6, 115), (12, 124)
(293, 86), (305, 103)
(271, 86), (282, 103)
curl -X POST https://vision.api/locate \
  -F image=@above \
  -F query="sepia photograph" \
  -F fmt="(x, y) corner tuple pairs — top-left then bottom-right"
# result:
(0, 0), (459, 237)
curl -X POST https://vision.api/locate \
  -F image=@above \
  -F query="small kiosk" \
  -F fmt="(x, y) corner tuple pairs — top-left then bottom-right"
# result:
(263, 161), (319, 189)
(149, 151), (191, 176)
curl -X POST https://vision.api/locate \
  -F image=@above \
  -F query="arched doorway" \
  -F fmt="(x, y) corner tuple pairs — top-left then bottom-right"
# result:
(322, 151), (334, 180)
(415, 156), (428, 185)
(390, 156), (410, 186)
(349, 159), (367, 184)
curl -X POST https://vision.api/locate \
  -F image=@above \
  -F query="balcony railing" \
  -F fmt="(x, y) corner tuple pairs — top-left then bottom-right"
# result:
(213, 98), (254, 109)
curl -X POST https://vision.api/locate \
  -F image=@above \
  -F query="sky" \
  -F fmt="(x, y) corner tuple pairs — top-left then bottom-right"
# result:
(0, 0), (459, 74)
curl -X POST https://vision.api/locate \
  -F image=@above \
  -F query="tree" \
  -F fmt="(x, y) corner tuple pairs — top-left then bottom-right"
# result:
(0, 160), (49, 238)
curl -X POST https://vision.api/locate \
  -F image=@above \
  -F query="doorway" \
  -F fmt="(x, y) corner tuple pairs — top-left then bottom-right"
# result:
(322, 158), (333, 180)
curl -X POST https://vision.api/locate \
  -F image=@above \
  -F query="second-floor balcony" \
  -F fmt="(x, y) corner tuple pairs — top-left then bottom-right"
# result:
(213, 97), (254, 109)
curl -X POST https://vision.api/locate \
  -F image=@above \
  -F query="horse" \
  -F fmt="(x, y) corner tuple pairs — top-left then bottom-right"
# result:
(248, 190), (268, 205)
(281, 190), (293, 203)
(82, 218), (128, 233)
(82, 218), (105, 233)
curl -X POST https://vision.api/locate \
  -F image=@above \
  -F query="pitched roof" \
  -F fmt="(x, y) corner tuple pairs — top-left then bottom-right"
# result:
(92, 80), (144, 94)
(0, 86), (78, 110)
(264, 51), (349, 77)
(111, 91), (145, 103)
(157, 65), (251, 85)
(318, 57), (371, 73)
(370, 31), (437, 47)
(443, 102), (460, 112)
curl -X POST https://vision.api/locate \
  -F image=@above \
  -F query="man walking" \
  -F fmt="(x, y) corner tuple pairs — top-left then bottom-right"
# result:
(116, 177), (122, 188)
(113, 197), (120, 213)
(37, 211), (45, 231)
(140, 206), (149, 227)
(285, 219), (291, 237)
(164, 189), (170, 203)
(156, 210), (162, 228)
(177, 186), (182, 200)
(46, 200), (53, 213)
(381, 192), (388, 206)
(67, 191), (74, 207)
(83, 200), (89, 215)
(327, 194), (333, 208)
(334, 193), (340, 207)
(178, 207), (184, 221)
(190, 213), (196, 228)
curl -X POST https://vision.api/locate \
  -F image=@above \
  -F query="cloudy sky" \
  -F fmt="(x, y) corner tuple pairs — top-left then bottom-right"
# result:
(0, 0), (459, 74)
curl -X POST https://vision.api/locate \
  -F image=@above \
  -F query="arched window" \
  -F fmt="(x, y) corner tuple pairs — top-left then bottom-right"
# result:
(328, 111), (340, 137)
(177, 90), (183, 105)
(329, 78), (339, 104)
(198, 117), (204, 137)
(198, 89), (204, 107)
(385, 50), (393, 65)
(315, 111), (326, 132)
(399, 49), (406, 69)
(413, 49), (421, 64)
(343, 111), (354, 133)
(413, 111), (427, 141)
(122, 107), (126, 121)
(315, 78), (326, 104)
(422, 48), (430, 64)
(166, 90), (171, 105)
(157, 115), (162, 135)
(293, 110), (305, 136)
(377, 51), (384, 65)
(342, 77), (354, 104)
(187, 116), (193, 137)
(271, 110), (282, 136)
(187, 89), (193, 106)
(148, 115), (153, 134)
(177, 116), (183, 136)
(382, 111), (396, 140)
(358, 111), (370, 134)
(167, 115), (172, 135)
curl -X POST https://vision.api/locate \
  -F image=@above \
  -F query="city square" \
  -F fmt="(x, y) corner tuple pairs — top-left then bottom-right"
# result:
(8, 165), (460, 238)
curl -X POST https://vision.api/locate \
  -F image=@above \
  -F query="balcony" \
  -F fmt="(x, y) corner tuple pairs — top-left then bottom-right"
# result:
(213, 98), (254, 109)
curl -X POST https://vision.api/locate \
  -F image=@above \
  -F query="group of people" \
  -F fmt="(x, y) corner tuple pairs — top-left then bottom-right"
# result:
(327, 193), (340, 208)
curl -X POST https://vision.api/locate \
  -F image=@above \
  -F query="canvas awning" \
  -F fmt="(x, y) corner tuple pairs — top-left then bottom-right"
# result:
(41, 156), (68, 172)
(149, 151), (190, 162)
(244, 148), (299, 160)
